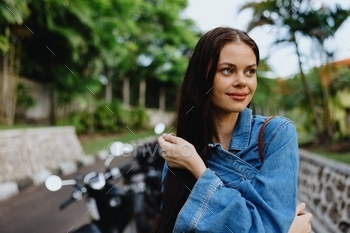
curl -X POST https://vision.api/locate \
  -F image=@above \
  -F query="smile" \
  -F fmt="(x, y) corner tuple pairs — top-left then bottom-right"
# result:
(227, 93), (247, 101)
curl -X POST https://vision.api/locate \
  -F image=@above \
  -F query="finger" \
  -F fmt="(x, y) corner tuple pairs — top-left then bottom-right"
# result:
(296, 202), (306, 214)
(304, 212), (313, 221)
(295, 212), (313, 224)
(162, 133), (179, 144)
(158, 135), (172, 149)
(157, 135), (166, 146)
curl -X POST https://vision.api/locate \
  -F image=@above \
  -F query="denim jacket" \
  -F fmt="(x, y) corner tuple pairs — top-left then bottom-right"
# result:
(163, 108), (299, 233)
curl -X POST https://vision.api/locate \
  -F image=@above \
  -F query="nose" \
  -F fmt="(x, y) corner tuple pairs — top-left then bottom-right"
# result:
(232, 72), (247, 88)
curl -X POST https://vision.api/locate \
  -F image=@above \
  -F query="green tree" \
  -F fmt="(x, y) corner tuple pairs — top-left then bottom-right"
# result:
(1, 0), (199, 128)
(239, 0), (350, 143)
(127, 0), (199, 109)
(0, 0), (30, 125)
(302, 4), (350, 139)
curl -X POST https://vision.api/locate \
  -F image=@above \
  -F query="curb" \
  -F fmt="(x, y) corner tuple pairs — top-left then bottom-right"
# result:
(0, 137), (157, 202)
(0, 155), (98, 202)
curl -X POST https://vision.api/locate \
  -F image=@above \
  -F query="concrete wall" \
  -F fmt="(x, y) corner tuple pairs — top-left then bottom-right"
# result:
(18, 77), (51, 122)
(146, 108), (175, 128)
(18, 77), (175, 128)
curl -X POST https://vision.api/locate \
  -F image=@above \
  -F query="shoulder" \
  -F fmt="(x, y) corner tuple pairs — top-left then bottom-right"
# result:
(253, 115), (297, 137)
(254, 115), (298, 162)
(253, 114), (294, 127)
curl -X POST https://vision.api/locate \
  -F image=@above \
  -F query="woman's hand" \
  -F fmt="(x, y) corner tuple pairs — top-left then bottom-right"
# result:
(157, 134), (207, 179)
(288, 203), (313, 233)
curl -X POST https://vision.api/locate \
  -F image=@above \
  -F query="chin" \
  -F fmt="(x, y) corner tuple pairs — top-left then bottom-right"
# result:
(220, 106), (247, 114)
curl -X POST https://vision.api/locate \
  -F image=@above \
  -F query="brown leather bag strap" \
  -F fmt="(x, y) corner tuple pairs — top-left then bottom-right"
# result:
(258, 116), (275, 162)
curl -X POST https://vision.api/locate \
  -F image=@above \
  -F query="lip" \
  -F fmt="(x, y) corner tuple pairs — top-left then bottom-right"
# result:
(226, 92), (248, 101)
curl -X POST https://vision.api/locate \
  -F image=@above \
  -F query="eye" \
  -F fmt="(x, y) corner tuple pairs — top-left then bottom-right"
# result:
(221, 67), (234, 75)
(245, 69), (256, 77)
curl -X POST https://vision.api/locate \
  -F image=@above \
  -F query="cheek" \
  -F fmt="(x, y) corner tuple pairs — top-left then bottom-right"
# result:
(211, 79), (228, 98)
(213, 76), (230, 89)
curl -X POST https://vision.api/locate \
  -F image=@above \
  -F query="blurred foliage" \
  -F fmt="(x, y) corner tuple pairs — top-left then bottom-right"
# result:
(276, 65), (350, 140)
(57, 100), (149, 134)
(0, 0), (199, 125)
(239, 0), (350, 143)
(16, 83), (35, 110)
(330, 67), (350, 94)
(0, 0), (30, 52)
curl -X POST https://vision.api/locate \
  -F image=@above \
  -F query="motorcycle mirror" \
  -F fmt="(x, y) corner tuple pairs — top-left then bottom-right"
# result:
(122, 143), (134, 153)
(110, 141), (124, 157)
(154, 122), (166, 135)
(45, 175), (63, 191)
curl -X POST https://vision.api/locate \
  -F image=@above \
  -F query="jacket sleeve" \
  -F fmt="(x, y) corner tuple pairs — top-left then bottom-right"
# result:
(173, 120), (299, 233)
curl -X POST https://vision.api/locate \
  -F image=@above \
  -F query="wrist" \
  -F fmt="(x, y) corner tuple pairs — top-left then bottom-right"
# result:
(189, 158), (207, 179)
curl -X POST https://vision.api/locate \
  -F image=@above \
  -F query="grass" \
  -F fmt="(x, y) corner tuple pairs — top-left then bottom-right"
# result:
(298, 133), (350, 165)
(305, 149), (350, 165)
(79, 128), (163, 155)
(0, 124), (50, 130)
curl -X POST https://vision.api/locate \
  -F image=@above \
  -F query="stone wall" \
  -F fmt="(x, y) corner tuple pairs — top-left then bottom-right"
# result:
(299, 149), (350, 233)
(0, 126), (87, 184)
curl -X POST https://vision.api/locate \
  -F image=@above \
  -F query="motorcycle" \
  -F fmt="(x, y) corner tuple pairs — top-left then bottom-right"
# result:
(45, 141), (151, 233)
(45, 123), (168, 233)
(131, 123), (166, 224)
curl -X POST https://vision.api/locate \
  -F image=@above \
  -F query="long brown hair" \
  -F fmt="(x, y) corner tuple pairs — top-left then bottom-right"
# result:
(150, 27), (260, 233)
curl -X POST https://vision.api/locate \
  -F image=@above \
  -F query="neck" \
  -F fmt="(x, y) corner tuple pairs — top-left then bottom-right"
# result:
(212, 112), (239, 150)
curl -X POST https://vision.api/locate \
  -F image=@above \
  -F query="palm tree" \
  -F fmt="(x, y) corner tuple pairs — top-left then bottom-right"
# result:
(300, 4), (350, 139)
(239, 0), (350, 143)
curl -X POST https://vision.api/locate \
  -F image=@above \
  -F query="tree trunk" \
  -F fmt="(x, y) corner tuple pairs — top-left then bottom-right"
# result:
(11, 42), (22, 126)
(293, 36), (322, 141)
(139, 79), (146, 107)
(49, 89), (56, 125)
(159, 86), (165, 111)
(87, 92), (94, 135)
(0, 40), (22, 126)
(319, 44), (333, 140)
(123, 77), (130, 107)
(105, 78), (112, 103)
(1, 53), (9, 125)
(7, 42), (20, 126)
(0, 56), (2, 123)
(322, 86), (332, 138)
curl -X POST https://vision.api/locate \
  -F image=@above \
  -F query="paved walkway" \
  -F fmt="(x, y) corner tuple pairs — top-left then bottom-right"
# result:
(0, 155), (136, 233)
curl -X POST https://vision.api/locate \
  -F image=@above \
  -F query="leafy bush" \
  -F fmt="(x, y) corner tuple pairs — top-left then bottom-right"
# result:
(56, 100), (149, 134)
(93, 100), (122, 133)
(16, 83), (35, 110)
(120, 107), (149, 130)
(57, 110), (90, 134)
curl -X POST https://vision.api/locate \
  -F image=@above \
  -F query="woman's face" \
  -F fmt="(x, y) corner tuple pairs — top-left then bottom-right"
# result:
(210, 41), (257, 114)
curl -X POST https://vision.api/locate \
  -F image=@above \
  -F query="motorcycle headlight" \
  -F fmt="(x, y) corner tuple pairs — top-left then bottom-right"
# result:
(109, 197), (121, 208)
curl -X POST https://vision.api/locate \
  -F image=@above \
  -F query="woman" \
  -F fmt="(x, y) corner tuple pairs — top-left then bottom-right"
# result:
(151, 27), (312, 233)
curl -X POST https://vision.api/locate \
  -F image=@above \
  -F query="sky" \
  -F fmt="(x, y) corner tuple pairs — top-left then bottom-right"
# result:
(182, 0), (350, 78)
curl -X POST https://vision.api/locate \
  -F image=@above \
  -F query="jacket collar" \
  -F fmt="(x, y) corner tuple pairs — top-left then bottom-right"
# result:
(228, 108), (252, 151)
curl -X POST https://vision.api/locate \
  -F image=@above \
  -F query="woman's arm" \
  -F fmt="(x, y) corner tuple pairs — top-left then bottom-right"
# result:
(158, 120), (299, 232)
(158, 134), (206, 179)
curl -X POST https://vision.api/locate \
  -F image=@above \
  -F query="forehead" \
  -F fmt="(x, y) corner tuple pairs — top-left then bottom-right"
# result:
(219, 41), (256, 64)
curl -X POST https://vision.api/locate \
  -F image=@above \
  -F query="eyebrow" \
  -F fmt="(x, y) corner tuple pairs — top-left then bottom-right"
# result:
(218, 62), (257, 68)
